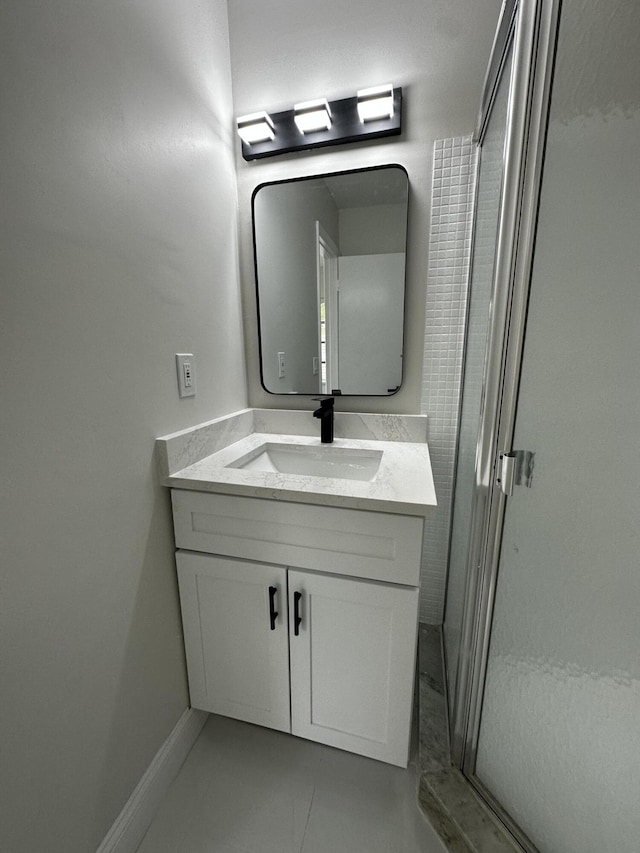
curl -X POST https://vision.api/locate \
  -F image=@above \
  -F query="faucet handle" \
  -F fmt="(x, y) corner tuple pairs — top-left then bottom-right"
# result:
(312, 396), (334, 409)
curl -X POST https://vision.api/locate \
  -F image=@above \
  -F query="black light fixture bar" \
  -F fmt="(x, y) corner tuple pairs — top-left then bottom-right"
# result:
(240, 88), (402, 161)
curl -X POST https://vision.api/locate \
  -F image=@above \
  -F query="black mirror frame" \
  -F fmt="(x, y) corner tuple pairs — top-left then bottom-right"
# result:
(251, 163), (409, 397)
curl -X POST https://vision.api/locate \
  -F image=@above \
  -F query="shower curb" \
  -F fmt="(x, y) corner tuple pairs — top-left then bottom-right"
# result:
(417, 624), (520, 853)
(418, 772), (475, 853)
(418, 768), (519, 853)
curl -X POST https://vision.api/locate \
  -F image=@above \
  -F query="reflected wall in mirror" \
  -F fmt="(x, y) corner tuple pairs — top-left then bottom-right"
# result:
(253, 165), (408, 395)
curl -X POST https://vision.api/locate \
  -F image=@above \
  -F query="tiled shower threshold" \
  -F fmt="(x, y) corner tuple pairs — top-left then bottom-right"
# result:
(417, 624), (521, 853)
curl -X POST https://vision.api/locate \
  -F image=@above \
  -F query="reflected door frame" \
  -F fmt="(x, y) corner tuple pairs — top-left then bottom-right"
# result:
(316, 222), (339, 394)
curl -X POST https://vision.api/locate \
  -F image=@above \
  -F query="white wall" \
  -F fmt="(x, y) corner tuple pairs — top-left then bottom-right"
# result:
(0, 1), (246, 851)
(227, 0), (503, 413)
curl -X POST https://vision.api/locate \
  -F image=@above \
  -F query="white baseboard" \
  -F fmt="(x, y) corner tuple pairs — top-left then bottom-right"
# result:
(96, 708), (208, 853)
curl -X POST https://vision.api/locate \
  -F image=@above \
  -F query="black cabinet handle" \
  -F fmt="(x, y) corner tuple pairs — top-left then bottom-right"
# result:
(293, 591), (302, 636)
(268, 586), (278, 631)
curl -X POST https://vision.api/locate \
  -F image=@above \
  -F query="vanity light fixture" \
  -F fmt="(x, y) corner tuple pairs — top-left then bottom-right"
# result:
(357, 84), (395, 122)
(293, 99), (332, 133)
(237, 86), (402, 161)
(236, 111), (275, 145)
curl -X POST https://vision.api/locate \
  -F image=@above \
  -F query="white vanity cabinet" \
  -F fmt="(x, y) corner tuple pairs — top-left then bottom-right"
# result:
(171, 488), (423, 767)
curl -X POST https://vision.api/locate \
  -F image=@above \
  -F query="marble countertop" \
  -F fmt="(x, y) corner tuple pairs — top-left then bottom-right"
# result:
(157, 410), (437, 516)
(166, 433), (436, 515)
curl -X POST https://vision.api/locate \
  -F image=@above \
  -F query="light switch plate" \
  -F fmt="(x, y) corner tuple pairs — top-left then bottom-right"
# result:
(176, 353), (196, 398)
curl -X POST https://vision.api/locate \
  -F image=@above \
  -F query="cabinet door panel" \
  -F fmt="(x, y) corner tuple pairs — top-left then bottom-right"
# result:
(176, 551), (290, 733)
(289, 571), (418, 766)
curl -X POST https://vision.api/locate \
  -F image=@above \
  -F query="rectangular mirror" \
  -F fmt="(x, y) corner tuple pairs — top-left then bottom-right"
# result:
(253, 165), (408, 396)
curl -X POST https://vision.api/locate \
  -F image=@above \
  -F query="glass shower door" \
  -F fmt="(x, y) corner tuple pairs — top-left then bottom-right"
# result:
(473, 1), (640, 850)
(443, 39), (514, 719)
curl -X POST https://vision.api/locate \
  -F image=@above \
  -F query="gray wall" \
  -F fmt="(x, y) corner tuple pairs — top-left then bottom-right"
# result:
(228, 0), (504, 413)
(0, 1), (246, 851)
(338, 254), (405, 394)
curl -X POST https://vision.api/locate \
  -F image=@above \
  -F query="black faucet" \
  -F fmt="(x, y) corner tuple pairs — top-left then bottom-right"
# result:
(312, 396), (334, 443)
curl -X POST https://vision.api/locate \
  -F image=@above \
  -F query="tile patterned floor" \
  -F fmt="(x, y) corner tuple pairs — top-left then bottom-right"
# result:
(136, 714), (448, 853)
(136, 626), (522, 853)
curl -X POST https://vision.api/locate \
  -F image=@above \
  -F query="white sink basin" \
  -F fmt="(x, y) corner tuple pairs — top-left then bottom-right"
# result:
(226, 443), (383, 482)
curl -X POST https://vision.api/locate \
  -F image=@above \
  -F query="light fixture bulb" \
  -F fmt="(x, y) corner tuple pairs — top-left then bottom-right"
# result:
(293, 99), (332, 133)
(357, 85), (394, 122)
(236, 111), (275, 145)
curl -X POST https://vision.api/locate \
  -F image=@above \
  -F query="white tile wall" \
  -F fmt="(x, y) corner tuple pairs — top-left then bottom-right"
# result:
(419, 137), (477, 623)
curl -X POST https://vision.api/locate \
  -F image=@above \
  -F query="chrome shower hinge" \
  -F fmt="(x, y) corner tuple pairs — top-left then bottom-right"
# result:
(497, 450), (536, 496)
